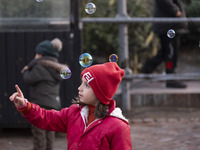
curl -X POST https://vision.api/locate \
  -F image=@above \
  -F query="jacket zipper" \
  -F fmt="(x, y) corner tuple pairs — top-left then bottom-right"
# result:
(83, 118), (101, 132)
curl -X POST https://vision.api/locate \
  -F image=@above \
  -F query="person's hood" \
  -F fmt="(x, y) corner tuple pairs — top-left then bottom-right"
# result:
(109, 107), (129, 123)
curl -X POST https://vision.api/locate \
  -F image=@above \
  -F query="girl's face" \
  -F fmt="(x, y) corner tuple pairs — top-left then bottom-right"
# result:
(78, 77), (99, 106)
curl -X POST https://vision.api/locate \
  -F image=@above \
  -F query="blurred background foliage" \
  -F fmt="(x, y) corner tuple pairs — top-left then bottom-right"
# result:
(81, 0), (118, 63)
(81, 0), (200, 72)
(0, 0), (199, 72)
(184, 0), (200, 45)
(0, 0), (69, 17)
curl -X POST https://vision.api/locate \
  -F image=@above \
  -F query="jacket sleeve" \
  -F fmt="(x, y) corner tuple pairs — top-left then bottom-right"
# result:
(23, 103), (74, 133)
(155, 0), (180, 17)
(23, 64), (48, 85)
(110, 123), (132, 150)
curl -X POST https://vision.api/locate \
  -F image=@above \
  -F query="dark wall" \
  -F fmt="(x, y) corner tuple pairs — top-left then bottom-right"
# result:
(0, 30), (81, 127)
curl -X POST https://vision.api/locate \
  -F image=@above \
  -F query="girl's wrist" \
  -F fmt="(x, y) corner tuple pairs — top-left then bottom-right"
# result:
(17, 99), (28, 110)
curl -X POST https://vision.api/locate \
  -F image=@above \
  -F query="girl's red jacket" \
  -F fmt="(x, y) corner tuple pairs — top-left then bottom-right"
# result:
(21, 102), (132, 150)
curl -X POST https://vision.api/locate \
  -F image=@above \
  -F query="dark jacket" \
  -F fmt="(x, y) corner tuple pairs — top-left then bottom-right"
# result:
(153, 0), (188, 34)
(23, 56), (67, 110)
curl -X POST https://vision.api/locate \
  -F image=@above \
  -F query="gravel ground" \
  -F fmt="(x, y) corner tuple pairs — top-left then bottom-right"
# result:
(131, 121), (200, 150)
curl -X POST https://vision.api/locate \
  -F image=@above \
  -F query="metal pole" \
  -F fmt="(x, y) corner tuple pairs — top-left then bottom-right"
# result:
(117, 0), (131, 112)
(118, 25), (129, 68)
(81, 17), (200, 23)
(70, 0), (82, 103)
(117, 0), (129, 68)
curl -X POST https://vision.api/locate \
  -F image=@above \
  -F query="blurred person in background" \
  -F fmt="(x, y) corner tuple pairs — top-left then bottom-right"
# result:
(141, 0), (188, 88)
(21, 38), (68, 150)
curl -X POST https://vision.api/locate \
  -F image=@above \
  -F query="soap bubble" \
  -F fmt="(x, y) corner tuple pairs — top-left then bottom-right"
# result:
(79, 53), (93, 67)
(85, 3), (96, 14)
(167, 29), (175, 38)
(60, 68), (71, 79)
(109, 54), (118, 62)
(36, 0), (43, 2)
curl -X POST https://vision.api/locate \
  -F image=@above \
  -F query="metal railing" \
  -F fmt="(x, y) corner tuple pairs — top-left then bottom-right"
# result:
(81, 17), (200, 23)
(81, 16), (200, 111)
(80, 0), (200, 112)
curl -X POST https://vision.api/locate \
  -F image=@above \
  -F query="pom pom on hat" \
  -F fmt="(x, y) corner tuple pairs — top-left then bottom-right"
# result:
(51, 38), (63, 52)
(35, 38), (63, 58)
(81, 62), (125, 105)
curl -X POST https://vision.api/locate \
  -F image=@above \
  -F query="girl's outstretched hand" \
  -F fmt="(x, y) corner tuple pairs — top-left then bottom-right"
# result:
(9, 85), (25, 108)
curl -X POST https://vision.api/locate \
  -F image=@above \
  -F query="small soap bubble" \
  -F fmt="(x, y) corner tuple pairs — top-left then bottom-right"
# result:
(79, 53), (93, 67)
(36, 0), (43, 2)
(85, 3), (96, 14)
(60, 68), (71, 79)
(167, 29), (175, 38)
(109, 54), (118, 62)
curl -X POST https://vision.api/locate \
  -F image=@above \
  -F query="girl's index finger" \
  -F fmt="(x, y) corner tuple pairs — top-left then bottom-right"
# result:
(15, 84), (23, 96)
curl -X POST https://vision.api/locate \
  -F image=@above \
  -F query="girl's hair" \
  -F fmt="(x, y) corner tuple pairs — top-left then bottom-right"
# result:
(72, 98), (109, 118)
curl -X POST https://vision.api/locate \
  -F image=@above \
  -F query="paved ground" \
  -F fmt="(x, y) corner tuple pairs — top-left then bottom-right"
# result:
(129, 108), (200, 149)
(1, 108), (200, 150)
(131, 120), (200, 150)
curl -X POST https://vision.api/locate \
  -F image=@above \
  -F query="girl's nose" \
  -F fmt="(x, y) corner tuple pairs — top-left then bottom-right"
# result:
(78, 85), (82, 91)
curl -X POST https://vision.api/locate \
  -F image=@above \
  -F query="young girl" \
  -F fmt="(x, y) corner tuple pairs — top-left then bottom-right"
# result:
(10, 62), (132, 150)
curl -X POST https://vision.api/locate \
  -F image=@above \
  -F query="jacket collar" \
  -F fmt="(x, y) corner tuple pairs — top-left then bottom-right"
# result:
(80, 105), (89, 126)
(27, 56), (58, 69)
(80, 103), (129, 125)
(109, 107), (129, 123)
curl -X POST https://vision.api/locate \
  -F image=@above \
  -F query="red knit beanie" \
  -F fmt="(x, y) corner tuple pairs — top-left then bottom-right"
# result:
(81, 62), (125, 105)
